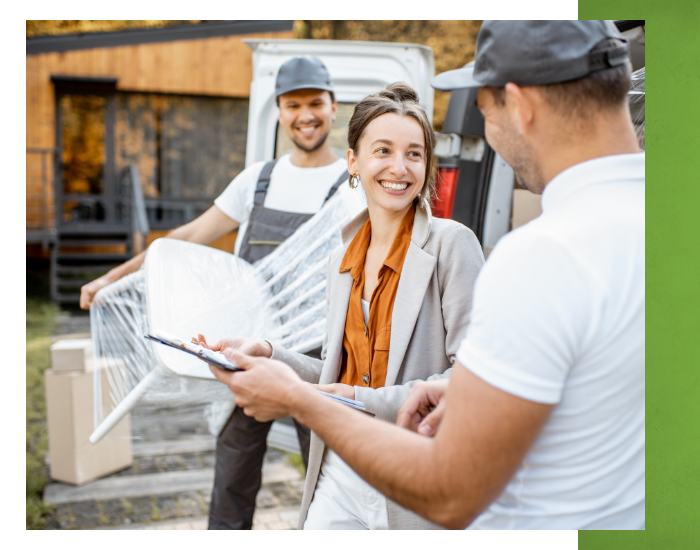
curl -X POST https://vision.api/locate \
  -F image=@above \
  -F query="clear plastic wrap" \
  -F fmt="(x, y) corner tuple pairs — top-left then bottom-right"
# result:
(91, 184), (366, 440)
(629, 67), (645, 151)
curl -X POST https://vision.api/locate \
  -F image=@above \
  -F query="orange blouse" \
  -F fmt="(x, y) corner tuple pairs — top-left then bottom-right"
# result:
(337, 204), (416, 388)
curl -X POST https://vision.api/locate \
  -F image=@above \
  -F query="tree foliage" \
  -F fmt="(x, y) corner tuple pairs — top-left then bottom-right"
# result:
(295, 20), (482, 131)
(26, 20), (207, 38)
(27, 20), (482, 132)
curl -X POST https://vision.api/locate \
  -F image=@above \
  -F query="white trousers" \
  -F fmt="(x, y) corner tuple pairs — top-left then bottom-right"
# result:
(304, 449), (389, 530)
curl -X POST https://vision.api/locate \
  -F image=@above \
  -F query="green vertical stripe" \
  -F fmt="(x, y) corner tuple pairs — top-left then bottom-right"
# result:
(578, 2), (700, 549)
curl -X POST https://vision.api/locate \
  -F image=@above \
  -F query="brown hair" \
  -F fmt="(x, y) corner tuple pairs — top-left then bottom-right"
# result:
(487, 39), (632, 119)
(347, 82), (436, 210)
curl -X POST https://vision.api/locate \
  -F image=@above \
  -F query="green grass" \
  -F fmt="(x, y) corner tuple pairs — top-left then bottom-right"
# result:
(26, 283), (56, 529)
(283, 451), (306, 477)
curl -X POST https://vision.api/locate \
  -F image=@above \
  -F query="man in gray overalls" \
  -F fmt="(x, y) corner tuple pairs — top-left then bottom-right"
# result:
(80, 56), (349, 528)
(208, 56), (349, 529)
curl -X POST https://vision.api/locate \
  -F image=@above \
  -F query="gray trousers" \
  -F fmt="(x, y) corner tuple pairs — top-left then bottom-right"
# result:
(207, 409), (310, 529)
(207, 347), (319, 530)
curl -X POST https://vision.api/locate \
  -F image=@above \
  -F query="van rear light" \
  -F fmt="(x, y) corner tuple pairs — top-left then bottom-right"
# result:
(432, 166), (459, 219)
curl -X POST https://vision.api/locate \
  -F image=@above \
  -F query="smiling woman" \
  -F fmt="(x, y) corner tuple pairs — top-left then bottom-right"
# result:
(207, 82), (486, 529)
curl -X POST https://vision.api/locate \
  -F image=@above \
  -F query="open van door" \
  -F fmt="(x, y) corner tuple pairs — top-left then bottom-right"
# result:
(243, 39), (434, 165)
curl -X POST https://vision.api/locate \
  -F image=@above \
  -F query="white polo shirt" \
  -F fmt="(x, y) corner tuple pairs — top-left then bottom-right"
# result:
(457, 153), (645, 530)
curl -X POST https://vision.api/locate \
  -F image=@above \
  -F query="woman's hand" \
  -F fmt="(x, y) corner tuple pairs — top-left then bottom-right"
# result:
(314, 383), (356, 401)
(396, 379), (450, 437)
(192, 334), (272, 358)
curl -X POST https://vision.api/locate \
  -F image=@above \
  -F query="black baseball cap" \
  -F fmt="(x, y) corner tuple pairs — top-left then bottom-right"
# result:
(432, 20), (629, 91)
(276, 56), (334, 97)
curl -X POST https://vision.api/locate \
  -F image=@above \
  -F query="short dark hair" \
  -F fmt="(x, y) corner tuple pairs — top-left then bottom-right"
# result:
(276, 90), (335, 107)
(486, 39), (632, 118)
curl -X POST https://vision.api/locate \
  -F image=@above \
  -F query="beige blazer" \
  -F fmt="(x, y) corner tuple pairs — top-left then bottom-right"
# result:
(270, 205), (484, 530)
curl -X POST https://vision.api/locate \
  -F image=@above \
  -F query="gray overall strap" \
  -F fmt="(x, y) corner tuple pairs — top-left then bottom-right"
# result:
(253, 159), (278, 206)
(323, 169), (349, 203)
(239, 158), (311, 264)
(239, 162), (347, 264)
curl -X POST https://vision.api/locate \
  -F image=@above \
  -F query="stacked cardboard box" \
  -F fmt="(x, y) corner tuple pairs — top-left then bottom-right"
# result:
(45, 338), (133, 485)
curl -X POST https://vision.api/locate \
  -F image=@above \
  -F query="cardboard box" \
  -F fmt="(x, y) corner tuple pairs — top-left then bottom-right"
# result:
(512, 189), (543, 230)
(45, 369), (132, 485)
(50, 338), (93, 372)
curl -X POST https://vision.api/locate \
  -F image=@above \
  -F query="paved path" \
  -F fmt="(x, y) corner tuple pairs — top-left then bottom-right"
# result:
(44, 312), (306, 530)
(44, 433), (305, 529)
(93, 504), (301, 530)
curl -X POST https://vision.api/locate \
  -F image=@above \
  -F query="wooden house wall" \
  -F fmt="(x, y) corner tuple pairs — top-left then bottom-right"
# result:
(26, 29), (293, 247)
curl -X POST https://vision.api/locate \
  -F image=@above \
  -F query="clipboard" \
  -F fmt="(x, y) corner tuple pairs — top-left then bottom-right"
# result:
(145, 331), (242, 372)
(144, 331), (374, 416)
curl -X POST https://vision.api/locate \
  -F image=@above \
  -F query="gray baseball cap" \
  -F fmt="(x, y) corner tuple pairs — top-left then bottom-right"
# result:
(432, 20), (629, 91)
(276, 56), (334, 97)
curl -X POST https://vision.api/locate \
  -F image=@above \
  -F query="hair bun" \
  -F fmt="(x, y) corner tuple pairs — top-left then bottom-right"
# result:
(379, 82), (419, 103)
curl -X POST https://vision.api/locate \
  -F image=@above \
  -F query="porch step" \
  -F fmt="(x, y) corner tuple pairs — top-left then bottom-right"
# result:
(44, 469), (215, 505)
(51, 236), (133, 304)
(44, 456), (300, 505)
(58, 240), (130, 247)
(52, 294), (82, 304)
(55, 253), (131, 262)
(50, 279), (96, 288)
(54, 264), (122, 274)
(132, 438), (216, 457)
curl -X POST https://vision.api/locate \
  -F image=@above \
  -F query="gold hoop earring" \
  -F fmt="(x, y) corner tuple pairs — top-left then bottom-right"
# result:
(349, 174), (360, 189)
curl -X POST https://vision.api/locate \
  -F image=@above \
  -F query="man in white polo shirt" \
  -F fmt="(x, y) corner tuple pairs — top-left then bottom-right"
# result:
(208, 20), (644, 530)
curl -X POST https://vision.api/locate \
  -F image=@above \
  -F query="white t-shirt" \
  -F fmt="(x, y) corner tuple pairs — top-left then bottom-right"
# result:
(457, 153), (645, 530)
(361, 299), (370, 326)
(214, 154), (348, 256)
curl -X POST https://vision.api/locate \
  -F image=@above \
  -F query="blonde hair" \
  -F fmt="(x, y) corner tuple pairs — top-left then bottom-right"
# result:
(347, 83), (436, 210)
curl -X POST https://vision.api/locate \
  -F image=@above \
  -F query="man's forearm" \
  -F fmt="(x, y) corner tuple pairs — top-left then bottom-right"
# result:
(100, 221), (198, 285)
(99, 217), (210, 286)
(290, 384), (459, 527)
(82, 205), (239, 309)
(103, 251), (146, 283)
(223, 355), (550, 529)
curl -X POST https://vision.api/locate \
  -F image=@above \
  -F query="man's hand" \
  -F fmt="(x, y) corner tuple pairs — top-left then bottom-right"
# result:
(315, 383), (355, 400)
(80, 275), (113, 309)
(193, 334), (272, 358)
(397, 379), (450, 437)
(209, 349), (308, 422)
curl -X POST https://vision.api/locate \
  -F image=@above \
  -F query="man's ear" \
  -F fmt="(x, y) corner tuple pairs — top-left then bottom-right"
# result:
(504, 83), (534, 136)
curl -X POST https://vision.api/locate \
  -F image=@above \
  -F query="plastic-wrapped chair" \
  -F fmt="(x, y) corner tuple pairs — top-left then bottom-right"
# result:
(629, 67), (645, 151)
(90, 184), (366, 443)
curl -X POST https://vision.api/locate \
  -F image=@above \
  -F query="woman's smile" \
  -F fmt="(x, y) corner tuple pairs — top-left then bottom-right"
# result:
(378, 179), (411, 193)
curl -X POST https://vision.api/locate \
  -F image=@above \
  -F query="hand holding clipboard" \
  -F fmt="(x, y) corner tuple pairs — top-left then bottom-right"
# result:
(145, 331), (242, 372)
(145, 331), (374, 416)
